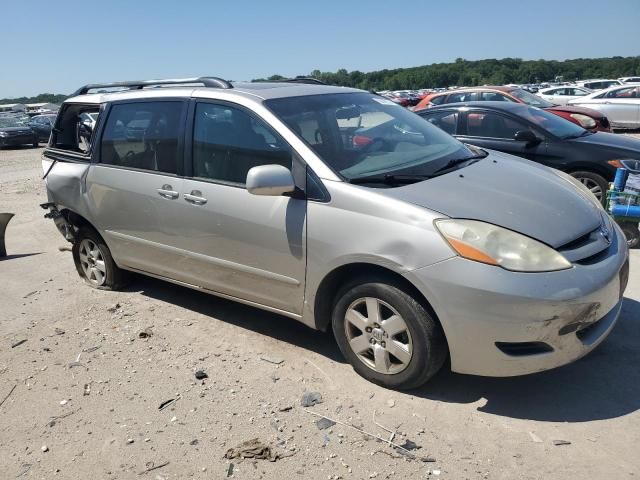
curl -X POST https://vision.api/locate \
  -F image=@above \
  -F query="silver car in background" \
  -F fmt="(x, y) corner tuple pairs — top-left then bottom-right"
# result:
(568, 84), (640, 129)
(42, 77), (629, 389)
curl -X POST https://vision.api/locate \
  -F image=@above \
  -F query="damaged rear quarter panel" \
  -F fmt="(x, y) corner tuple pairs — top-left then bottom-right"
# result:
(43, 155), (94, 227)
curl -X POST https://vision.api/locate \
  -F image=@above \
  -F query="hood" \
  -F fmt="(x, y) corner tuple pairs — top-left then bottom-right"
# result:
(0, 127), (33, 134)
(546, 104), (606, 118)
(382, 151), (603, 248)
(570, 131), (640, 152)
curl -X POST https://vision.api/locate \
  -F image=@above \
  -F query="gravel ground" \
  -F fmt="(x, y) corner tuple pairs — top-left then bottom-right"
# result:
(1, 146), (639, 480)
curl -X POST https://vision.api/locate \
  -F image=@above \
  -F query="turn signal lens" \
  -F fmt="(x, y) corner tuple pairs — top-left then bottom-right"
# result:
(608, 160), (624, 168)
(569, 113), (596, 129)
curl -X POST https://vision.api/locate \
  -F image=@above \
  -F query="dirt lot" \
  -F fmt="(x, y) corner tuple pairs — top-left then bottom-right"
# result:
(1, 146), (639, 480)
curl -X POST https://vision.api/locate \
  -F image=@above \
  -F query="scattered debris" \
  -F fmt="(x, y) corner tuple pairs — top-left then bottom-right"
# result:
(54, 327), (65, 335)
(301, 392), (322, 407)
(398, 440), (419, 451)
(224, 438), (287, 462)
(386, 399), (395, 408)
(67, 361), (84, 369)
(195, 370), (208, 380)
(431, 469), (442, 475)
(58, 245), (72, 252)
(316, 417), (336, 430)
(158, 398), (177, 411)
(46, 408), (81, 427)
(373, 410), (396, 447)
(270, 373), (280, 383)
(137, 461), (170, 475)
(11, 339), (27, 348)
(107, 303), (121, 313)
(226, 463), (234, 477)
(127, 438), (135, 444)
(138, 327), (153, 339)
(60, 399), (68, 406)
(278, 405), (293, 412)
(190, 439), (199, 446)
(41, 445), (49, 452)
(0, 384), (16, 408)
(23, 290), (38, 299)
(304, 409), (424, 460)
(553, 440), (571, 446)
(16, 463), (32, 477)
(529, 432), (543, 443)
(260, 355), (284, 365)
(83, 345), (101, 353)
(83, 384), (91, 396)
(170, 416), (177, 422)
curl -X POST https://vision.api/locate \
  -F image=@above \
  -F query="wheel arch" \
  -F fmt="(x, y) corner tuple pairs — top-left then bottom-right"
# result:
(313, 262), (445, 337)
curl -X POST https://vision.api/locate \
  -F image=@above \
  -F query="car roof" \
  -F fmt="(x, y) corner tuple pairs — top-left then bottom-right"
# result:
(63, 82), (363, 105)
(419, 100), (537, 113)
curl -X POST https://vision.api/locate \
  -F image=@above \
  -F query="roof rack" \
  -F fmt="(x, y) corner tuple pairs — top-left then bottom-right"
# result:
(71, 76), (233, 96)
(278, 77), (326, 85)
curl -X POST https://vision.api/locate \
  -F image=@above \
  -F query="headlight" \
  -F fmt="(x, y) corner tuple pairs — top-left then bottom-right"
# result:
(569, 113), (596, 129)
(434, 219), (572, 272)
(0, 132), (8, 137)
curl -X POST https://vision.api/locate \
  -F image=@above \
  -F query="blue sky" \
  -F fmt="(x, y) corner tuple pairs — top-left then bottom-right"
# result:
(2, 0), (639, 98)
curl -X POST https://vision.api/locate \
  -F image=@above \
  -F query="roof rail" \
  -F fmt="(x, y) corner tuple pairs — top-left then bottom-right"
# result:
(71, 76), (233, 96)
(279, 77), (327, 85)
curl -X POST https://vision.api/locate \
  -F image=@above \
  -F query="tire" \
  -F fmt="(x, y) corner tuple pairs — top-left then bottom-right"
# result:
(620, 222), (640, 248)
(332, 280), (447, 390)
(72, 226), (128, 290)
(569, 171), (609, 205)
(33, 139), (39, 148)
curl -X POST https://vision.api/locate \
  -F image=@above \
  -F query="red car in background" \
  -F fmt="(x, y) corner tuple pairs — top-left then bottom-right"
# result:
(415, 86), (611, 132)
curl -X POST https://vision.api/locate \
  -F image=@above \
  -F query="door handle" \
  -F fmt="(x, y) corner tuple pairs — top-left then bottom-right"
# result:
(184, 190), (207, 205)
(157, 184), (179, 199)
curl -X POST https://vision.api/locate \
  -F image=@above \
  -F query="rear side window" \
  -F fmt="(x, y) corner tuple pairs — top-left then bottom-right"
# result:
(101, 102), (183, 174)
(606, 87), (637, 98)
(192, 103), (291, 185)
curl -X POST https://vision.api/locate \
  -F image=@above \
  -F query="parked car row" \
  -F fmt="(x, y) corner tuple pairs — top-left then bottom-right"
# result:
(0, 113), (57, 148)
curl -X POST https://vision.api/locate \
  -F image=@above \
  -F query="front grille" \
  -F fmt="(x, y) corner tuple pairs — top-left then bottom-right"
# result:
(558, 226), (611, 263)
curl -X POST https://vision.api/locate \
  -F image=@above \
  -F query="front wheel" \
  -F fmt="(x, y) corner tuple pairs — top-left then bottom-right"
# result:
(72, 226), (127, 289)
(332, 280), (447, 390)
(32, 139), (39, 148)
(569, 171), (608, 205)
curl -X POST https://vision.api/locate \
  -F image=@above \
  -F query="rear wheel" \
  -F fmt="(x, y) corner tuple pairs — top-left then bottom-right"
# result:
(72, 227), (127, 290)
(32, 139), (38, 148)
(332, 280), (447, 390)
(569, 171), (608, 205)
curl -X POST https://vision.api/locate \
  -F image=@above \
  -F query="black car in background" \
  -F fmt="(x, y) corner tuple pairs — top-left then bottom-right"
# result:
(417, 101), (640, 203)
(29, 114), (57, 142)
(0, 115), (38, 148)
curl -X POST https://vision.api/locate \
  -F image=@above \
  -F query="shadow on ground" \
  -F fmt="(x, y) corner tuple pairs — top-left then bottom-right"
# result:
(132, 275), (640, 423)
(132, 275), (344, 363)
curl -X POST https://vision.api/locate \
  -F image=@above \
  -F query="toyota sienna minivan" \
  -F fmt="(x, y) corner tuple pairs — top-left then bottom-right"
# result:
(41, 77), (629, 389)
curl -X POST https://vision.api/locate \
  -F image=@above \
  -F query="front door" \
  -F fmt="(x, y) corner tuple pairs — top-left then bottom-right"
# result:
(457, 109), (545, 162)
(175, 101), (306, 315)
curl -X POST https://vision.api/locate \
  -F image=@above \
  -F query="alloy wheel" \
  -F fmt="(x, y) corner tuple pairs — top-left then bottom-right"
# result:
(575, 176), (603, 201)
(344, 297), (413, 375)
(78, 239), (107, 286)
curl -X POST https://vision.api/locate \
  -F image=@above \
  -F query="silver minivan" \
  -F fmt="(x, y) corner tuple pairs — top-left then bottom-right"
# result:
(42, 77), (629, 389)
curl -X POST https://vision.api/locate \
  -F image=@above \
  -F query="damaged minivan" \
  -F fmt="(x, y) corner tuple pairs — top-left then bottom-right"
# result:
(42, 77), (629, 389)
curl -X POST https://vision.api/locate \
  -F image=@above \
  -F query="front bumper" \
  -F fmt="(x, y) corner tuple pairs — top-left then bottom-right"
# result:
(405, 225), (629, 377)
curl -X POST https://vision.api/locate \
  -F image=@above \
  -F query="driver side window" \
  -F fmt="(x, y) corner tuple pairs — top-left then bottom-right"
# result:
(466, 111), (528, 139)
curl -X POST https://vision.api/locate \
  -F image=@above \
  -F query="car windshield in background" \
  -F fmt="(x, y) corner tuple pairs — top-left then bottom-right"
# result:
(520, 106), (588, 139)
(0, 116), (30, 128)
(265, 93), (474, 184)
(510, 88), (554, 108)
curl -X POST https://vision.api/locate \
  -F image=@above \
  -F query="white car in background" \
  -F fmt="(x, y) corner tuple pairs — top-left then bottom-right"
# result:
(575, 79), (622, 91)
(618, 76), (640, 84)
(537, 86), (593, 105)
(568, 84), (640, 129)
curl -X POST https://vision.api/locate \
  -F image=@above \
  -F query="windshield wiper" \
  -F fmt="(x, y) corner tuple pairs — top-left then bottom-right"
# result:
(431, 153), (487, 174)
(348, 173), (433, 185)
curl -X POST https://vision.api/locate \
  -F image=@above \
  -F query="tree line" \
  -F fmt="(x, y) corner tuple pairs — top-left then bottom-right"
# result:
(0, 93), (67, 106)
(255, 56), (640, 91)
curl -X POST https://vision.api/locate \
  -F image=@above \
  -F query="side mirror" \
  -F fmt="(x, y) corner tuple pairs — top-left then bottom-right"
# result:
(246, 164), (296, 196)
(514, 130), (540, 145)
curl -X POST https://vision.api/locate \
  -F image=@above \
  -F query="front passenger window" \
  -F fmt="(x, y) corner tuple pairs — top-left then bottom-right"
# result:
(192, 103), (291, 185)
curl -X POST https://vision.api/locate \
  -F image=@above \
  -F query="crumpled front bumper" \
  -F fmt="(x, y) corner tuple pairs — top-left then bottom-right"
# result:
(404, 225), (629, 377)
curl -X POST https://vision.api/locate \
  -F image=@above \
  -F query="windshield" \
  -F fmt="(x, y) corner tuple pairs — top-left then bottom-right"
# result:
(265, 93), (475, 184)
(510, 88), (554, 108)
(518, 106), (587, 139)
(0, 116), (31, 128)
